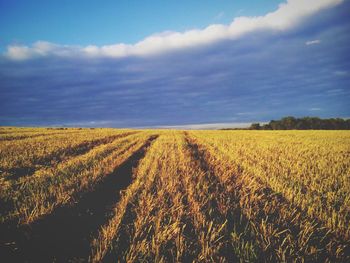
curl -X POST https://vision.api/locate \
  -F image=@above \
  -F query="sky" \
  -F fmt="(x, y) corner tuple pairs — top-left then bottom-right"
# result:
(0, 0), (349, 128)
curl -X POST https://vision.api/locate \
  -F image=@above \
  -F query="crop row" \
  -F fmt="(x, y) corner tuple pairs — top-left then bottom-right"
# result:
(1, 129), (348, 262)
(0, 131), (154, 224)
(91, 133), (257, 262)
(91, 131), (349, 262)
(0, 129), (136, 181)
(188, 130), (350, 261)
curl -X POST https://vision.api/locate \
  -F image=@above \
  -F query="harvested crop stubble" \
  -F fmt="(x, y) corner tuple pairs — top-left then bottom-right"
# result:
(0, 128), (349, 263)
(0, 128), (84, 141)
(91, 132), (262, 262)
(0, 131), (153, 224)
(0, 129), (135, 181)
(188, 130), (350, 262)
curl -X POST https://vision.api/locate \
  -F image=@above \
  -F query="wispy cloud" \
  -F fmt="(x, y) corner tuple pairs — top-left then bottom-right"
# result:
(305, 39), (321, 45)
(334, 70), (348, 76)
(4, 0), (343, 60)
(213, 11), (225, 21)
(235, 9), (245, 16)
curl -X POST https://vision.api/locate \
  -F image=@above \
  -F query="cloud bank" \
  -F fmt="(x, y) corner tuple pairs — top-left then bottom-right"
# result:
(4, 0), (343, 60)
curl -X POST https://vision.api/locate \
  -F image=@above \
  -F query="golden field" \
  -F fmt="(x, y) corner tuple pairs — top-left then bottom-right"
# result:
(0, 127), (349, 262)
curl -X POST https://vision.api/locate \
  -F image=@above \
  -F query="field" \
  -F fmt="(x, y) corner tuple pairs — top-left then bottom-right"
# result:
(0, 127), (349, 262)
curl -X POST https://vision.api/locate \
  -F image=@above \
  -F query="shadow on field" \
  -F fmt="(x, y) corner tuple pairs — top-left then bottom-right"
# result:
(0, 135), (158, 263)
(183, 133), (350, 262)
(184, 132), (263, 262)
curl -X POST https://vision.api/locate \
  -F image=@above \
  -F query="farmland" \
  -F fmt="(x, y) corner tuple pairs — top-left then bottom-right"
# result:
(0, 127), (349, 262)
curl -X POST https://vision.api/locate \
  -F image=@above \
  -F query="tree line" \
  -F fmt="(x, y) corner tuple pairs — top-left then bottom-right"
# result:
(249, 117), (350, 130)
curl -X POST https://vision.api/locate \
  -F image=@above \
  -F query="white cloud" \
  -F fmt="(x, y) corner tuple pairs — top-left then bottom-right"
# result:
(5, 0), (343, 60)
(6, 41), (80, 60)
(334, 70), (348, 76)
(305, 39), (321, 45)
(214, 11), (225, 21)
(6, 45), (32, 60)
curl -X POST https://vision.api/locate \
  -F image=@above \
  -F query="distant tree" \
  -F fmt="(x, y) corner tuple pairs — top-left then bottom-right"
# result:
(262, 123), (272, 130)
(250, 123), (261, 130)
(281, 116), (297, 129)
(346, 119), (350, 129)
(248, 116), (350, 130)
(269, 120), (282, 130)
(296, 118), (307, 129)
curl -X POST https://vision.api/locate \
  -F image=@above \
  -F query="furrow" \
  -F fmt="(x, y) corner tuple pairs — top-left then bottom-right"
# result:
(187, 133), (350, 262)
(0, 131), (138, 181)
(0, 130), (84, 141)
(92, 133), (199, 262)
(0, 134), (158, 262)
(0, 132), (145, 224)
(184, 133), (261, 262)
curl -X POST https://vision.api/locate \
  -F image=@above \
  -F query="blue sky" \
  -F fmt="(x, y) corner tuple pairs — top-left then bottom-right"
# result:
(0, 0), (349, 128)
(0, 0), (282, 49)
